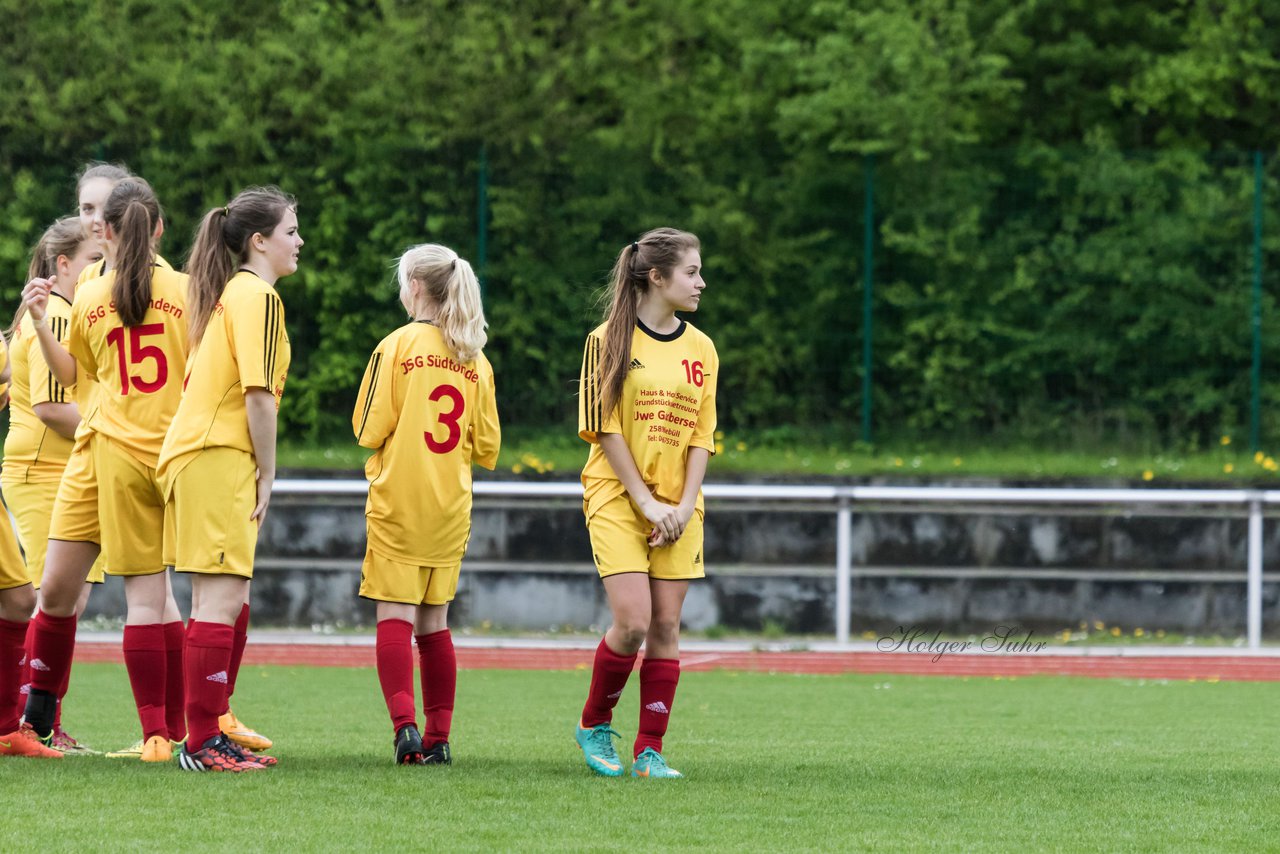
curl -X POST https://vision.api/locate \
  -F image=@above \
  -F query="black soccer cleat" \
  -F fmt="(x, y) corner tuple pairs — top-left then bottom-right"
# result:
(394, 724), (426, 765)
(421, 740), (452, 766)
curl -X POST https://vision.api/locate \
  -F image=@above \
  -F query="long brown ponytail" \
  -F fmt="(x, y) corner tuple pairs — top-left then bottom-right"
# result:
(9, 217), (89, 339)
(596, 227), (700, 415)
(185, 186), (296, 346)
(103, 178), (162, 327)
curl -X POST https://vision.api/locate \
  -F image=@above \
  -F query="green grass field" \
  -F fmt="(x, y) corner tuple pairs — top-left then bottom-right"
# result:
(7, 663), (1279, 851)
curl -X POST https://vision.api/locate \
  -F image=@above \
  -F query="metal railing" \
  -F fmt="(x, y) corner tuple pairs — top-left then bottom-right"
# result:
(275, 480), (1277, 648)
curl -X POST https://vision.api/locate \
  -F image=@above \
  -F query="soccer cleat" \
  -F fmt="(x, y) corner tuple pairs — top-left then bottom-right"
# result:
(0, 723), (63, 759)
(105, 738), (145, 759)
(51, 727), (100, 756)
(178, 735), (267, 772)
(574, 721), (623, 777)
(219, 709), (272, 751)
(421, 741), (451, 766)
(140, 734), (173, 763)
(631, 747), (683, 779)
(394, 724), (425, 765)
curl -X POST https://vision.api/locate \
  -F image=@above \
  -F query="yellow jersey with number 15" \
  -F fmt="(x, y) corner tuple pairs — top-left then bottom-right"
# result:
(157, 271), (290, 486)
(578, 318), (718, 520)
(68, 268), (189, 468)
(353, 322), (501, 565)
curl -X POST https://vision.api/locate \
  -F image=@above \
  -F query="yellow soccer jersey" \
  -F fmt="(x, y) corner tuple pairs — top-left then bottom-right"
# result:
(76, 254), (171, 287)
(353, 322), (501, 565)
(2, 295), (75, 482)
(578, 319), (718, 519)
(68, 267), (189, 468)
(157, 272), (290, 482)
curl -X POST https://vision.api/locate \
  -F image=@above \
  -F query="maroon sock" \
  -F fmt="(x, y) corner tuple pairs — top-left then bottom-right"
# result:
(377, 620), (416, 732)
(18, 619), (35, 710)
(634, 657), (680, 758)
(53, 641), (74, 730)
(416, 629), (456, 746)
(164, 621), (186, 741)
(0, 618), (28, 733)
(223, 603), (250, 713)
(26, 610), (77, 696)
(184, 621), (234, 750)
(580, 637), (637, 728)
(123, 624), (168, 740)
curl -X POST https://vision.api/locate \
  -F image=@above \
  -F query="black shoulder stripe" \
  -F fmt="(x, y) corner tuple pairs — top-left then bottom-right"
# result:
(263, 294), (281, 383)
(357, 351), (382, 442)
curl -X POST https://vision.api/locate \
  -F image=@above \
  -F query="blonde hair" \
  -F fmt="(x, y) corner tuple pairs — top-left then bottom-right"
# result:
(9, 217), (92, 338)
(396, 244), (487, 363)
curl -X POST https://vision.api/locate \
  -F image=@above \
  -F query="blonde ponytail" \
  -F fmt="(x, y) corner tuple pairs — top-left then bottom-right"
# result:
(397, 244), (487, 363)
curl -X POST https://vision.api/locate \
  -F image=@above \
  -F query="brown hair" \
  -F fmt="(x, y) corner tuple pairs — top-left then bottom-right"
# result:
(76, 162), (131, 201)
(185, 186), (296, 345)
(9, 217), (91, 338)
(596, 227), (700, 415)
(397, 244), (487, 362)
(102, 177), (162, 327)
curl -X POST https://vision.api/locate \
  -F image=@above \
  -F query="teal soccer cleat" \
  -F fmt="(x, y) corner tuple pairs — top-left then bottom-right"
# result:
(574, 722), (623, 777)
(631, 747), (683, 779)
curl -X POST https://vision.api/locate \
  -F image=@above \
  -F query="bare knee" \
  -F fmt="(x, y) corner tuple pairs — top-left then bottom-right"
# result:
(647, 614), (681, 648)
(609, 617), (650, 654)
(0, 585), (36, 622)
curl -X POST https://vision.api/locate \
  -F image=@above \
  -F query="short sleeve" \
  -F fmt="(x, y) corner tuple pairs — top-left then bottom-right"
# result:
(577, 333), (622, 441)
(28, 317), (72, 406)
(231, 291), (287, 393)
(353, 342), (398, 449)
(690, 340), (718, 453)
(470, 361), (501, 470)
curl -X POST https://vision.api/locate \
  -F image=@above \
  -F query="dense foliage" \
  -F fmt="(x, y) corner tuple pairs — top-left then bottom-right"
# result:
(1, 0), (1277, 446)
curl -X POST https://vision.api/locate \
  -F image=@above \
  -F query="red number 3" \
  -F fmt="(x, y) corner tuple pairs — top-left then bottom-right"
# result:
(424, 384), (465, 453)
(105, 323), (169, 395)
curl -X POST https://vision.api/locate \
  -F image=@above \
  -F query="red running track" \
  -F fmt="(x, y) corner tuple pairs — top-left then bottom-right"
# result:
(73, 642), (1280, 681)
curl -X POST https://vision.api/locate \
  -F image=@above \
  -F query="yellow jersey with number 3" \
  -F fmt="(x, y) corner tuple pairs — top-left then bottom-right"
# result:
(68, 267), (189, 468)
(578, 319), (718, 520)
(157, 271), (290, 485)
(353, 322), (501, 565)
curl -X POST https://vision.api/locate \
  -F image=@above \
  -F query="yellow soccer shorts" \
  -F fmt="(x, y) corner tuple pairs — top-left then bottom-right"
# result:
(168, 447), (259, 579)
(0, 495), (29, 591)
(586, 493), (705, 580)
(4, 479), (105, 587)
(359, 548), (460, 606)
(94, 436), (166, 577)
(49, 436), (100, 544)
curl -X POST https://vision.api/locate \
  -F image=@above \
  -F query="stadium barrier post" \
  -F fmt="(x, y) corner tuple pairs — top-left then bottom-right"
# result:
(1248, 495), (1263, 649)
(836, 492), (852, 645)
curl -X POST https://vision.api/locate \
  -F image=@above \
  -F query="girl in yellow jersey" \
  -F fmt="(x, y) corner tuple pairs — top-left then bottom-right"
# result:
(157, 186), (300, 772)
(0, 216), (103, 757)
(352, 244), (500, 765)
(573, 228), (717, 780)
(22, 177), (189, 762)
(0, 314), (60, 757)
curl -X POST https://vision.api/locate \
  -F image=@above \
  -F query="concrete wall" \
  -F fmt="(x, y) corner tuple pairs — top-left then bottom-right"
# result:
(79, 481), (1280, 635)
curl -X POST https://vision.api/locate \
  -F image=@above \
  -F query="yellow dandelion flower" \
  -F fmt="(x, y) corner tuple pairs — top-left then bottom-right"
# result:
(893, 457), (903, 467)
(1093, 620), (1104, 631)
(1224, 463), (1234, 474)
(1110, 626), (1121, 637)
(1255, 451), (1265, 464)
(715, 442), (725, 454)
(735, 441), (747, 452)
(1266, 458), (1279, 472)
(1134, 628), (1145, 638)
(952, 457), (963, 466)
(1221, 435), (1232, 446)
(1142, 470), (1154, 481)
(1155, 629), (1166, 638)
(714, 430), (724, 441)
(861, 631), (877, 640)
(512, 463), (524, 474)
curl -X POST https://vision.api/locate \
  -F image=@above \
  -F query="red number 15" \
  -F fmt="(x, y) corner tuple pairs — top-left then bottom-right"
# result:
(105, 323), (169, 395)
